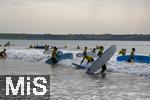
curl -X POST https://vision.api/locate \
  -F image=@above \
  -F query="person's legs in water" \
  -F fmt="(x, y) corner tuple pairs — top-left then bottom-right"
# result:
(127, 56), (134, 63)
(0, 53), (4, 57)
(52, 58), (57, 64)
(101, 64), (107, 73)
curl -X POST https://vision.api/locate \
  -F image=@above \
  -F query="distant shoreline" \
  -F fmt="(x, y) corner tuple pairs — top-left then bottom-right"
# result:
(0, 33), (150, 41)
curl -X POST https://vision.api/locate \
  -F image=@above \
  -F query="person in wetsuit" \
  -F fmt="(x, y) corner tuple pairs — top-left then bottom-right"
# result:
(83, 47), (87, 56)
(76, 45), (80, 49)
(98, 46), (106, 73)
(80, 55), (94, 65)
(119, 49), (126, 56)
(0, 49), (7, 57)
(128, 48), (135, 62)
(51, 47), (58, 64)
(97, 46), (104, 57)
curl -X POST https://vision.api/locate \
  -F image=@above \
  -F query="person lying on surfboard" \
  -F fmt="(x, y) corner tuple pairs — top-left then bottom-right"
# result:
(80, 55), (94, 65)
(128, 48), (135, 62)
(0, 49), (7, 58)
(51, 47), (58, 64)
(97, 46), (107, 73)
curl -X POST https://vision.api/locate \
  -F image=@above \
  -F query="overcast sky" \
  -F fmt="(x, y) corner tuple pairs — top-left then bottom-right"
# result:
(0, 0), (150, 34)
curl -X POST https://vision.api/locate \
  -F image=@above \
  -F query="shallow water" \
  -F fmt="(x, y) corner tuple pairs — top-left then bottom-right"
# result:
(0, 40), (150, 100)
(0, 60), (150, 100)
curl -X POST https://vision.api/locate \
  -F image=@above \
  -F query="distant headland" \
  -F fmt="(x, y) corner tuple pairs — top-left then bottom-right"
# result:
(0, 33), (149, 41)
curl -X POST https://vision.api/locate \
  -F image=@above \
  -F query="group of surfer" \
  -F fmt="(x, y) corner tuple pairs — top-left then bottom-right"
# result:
(0, 43), (138, 73)
(119, 48), (136, 62)
(50, 45), (107, 73)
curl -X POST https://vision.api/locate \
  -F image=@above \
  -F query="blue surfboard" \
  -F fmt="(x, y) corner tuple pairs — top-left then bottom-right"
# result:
(72, 63), (86, 69)
(117, 55), (150, 63)
(46, 53), (73, 64)
(35, 46), (45, 49)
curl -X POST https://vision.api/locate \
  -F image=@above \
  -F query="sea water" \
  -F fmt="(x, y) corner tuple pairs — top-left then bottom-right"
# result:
(0, 40), (150, 100)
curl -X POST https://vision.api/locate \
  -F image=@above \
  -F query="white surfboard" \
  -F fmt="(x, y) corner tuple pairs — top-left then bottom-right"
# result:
(86, 45), (116, 74)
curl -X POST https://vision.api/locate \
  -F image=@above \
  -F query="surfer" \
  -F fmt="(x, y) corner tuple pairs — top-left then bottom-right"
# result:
(0, 49), (7, 57)
(128, 48), (135, 62)
(122, 49), (126, 56)
(80, 47), (93, 64)
(97, 46), (104, 57)
(119, 49), (126, 56)
(51, 47), (58, 64)
(64, 45), (67, 48)
(119, 49), (123, 54)
(76, 45), (80, 49)
(83, 47), (87, 56)
(80, 55), (94, 65)
(43, 45), (49, 54)
(91, 48), (96, 53)
(97, 46), (107, 73)
(45, 45), (49, 50)
(29, 45), (33, 48)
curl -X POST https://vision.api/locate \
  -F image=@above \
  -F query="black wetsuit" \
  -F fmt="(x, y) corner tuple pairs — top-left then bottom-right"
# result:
(98, 49), (107, 73)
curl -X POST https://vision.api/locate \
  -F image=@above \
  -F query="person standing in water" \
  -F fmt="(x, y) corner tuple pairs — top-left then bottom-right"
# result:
(98, 46), (106, 73)
(0, 49), (7, 57)
(76, 45), (80, 49)
(83, 47), (87, 56)
(128, 48), (135, 62)
(51, 47), (58, 64)
(98, 46), (104, 57)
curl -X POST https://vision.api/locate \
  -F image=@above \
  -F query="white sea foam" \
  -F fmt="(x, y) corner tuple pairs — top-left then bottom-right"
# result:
(5, 48), (150, 78)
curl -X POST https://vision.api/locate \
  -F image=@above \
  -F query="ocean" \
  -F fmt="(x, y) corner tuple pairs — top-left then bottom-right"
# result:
(0, 40), (150, 100)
